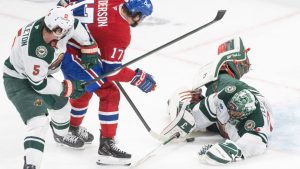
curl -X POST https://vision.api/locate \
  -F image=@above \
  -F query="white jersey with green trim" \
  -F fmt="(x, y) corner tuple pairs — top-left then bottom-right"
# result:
(191, 83), (273, 158)
(3, 17), (94, 96)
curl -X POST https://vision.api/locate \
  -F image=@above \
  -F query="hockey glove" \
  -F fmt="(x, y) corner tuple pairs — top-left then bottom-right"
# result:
(81, 44), (100, 70)
(130, 68), (156, 93)
(61, 80), (85, 99)
(198, 139), (244, 165)
(57, 0), (69, 6)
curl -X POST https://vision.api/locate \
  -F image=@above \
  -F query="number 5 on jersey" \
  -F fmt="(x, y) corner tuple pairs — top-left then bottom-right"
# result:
(33, 65), (40, 75)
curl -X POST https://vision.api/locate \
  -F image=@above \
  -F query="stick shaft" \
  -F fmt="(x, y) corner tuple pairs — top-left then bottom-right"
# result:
(83, 10), (226, 86)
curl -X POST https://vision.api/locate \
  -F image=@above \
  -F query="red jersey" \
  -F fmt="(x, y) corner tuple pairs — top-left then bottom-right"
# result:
(68, 0), (135, 81)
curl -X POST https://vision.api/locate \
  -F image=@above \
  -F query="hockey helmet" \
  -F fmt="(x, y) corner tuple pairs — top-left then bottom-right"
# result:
(227, 89), (256, 121)
(218, 37), (251, 80)
(124, 0), (153, 20)
(44, 6), (74, 39)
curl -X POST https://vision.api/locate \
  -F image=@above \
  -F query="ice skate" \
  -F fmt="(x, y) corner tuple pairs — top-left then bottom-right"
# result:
(23, 157), (36, 169)
(50, 123), (85, 149)
(69, 125), (94, 144)
(97, 136), (131, 166)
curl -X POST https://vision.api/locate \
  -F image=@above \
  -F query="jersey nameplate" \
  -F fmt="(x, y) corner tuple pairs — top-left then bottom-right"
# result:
(21, 22), (34, 46)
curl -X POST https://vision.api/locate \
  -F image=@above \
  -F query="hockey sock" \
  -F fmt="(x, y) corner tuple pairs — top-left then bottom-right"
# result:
(70, 92), (92, 126)
(49, 102), (71, 136)
(98, 111), (118, 138)
(25, 115), (49, 168)
(70, 106), (88, 127)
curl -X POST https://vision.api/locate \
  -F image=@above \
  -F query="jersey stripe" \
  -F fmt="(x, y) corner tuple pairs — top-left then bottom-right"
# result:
(29, 77), (47, 91)
(199, 99), (217, 121)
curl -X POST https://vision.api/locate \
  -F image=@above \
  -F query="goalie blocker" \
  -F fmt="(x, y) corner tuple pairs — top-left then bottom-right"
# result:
(161, 101), (196, 140)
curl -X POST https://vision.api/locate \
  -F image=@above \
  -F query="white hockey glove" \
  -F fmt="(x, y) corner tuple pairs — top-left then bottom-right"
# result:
(161, 102), (196, 139)
(198, 139), (244, 165)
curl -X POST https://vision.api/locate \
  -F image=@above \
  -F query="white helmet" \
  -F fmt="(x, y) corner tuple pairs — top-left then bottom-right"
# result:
(44, 6), (74, 39)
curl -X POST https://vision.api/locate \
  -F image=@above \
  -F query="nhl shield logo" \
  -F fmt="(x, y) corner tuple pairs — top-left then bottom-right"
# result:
(35, 46), (48, 58)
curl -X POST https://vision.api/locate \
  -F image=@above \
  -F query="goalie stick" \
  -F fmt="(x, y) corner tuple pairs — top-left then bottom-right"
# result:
(115, 82), (168, 142)
(83, 10), (226, 87)
(130, 132), (180, 169)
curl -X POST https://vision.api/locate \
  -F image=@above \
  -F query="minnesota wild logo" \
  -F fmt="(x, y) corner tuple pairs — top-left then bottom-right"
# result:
(244, 120), (255, 131)
(225, 85), (236, 93)
(35, 46), (48, 58)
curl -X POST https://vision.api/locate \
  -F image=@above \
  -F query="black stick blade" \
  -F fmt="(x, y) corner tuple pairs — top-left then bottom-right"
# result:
(214, 10), (226, 21)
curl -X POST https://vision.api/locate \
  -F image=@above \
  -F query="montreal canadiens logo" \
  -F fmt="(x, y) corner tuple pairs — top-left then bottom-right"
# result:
(35, 46), (48, 58)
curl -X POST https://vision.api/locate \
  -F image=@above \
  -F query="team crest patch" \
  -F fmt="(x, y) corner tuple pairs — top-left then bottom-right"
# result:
(34, 99), (43, 107)
(35, 46), (48, 58)
(225, 85), (236, 93)
(244, 120), (255, 131)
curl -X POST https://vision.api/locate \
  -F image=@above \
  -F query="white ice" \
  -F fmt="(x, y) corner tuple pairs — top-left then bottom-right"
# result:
(0, 0), (300, 169)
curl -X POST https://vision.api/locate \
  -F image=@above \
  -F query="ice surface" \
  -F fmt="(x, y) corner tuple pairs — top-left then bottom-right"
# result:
(0, 0), (300, 168)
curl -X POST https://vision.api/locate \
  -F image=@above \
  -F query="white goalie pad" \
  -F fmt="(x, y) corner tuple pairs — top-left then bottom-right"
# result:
(161, 102), (196, 139)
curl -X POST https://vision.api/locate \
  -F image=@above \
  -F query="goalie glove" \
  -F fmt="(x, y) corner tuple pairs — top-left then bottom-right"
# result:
(166, 87), (204, 121)
(80, 44), (100, 70)
(198, 139), (244, 165)
(61, 80), (85, 99)
(161, 102), (196, 140)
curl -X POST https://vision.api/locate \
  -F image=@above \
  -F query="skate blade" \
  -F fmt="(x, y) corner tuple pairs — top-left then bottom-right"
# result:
(97, 155), (131, 166)
(56, 142), (85, 150)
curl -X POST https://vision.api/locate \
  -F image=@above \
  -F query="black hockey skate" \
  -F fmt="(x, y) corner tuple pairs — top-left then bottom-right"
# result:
(50, 123), (85, 149)
(23, 156), (36, 169)
(97, 136), (131, 166)
(69, 125), (94, 144)
(23, 164), (36, 169)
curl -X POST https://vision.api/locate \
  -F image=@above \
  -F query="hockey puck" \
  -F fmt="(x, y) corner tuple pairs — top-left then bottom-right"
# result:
(186, 138), (195, 142)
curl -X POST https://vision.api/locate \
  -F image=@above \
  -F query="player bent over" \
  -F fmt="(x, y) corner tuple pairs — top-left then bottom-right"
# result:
(162, 37), (274, 165)
(58, 0), (155, 165)
(3, 6), (100, 169)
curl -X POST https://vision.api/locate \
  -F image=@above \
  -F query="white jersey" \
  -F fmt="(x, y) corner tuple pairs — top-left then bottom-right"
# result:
(191, 84), (273, 158)
(3, 17), (94, 96)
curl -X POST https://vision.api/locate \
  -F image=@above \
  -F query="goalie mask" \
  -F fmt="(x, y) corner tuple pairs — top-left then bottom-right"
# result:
(44, 6), (74, 40)
(227, 89), (256, 122)
(218, 37), (251, 80)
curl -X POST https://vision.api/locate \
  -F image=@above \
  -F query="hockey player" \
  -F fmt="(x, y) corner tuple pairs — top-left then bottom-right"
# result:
(57, 0), (155, 165)
(3, 6), (100, 169)
(162, 37), (274, 165)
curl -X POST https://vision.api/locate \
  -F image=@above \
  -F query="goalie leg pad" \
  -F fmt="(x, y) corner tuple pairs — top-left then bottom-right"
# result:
(161, 102), (195, 139)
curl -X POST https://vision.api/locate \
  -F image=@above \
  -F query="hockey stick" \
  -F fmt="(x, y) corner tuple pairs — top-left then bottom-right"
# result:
(65, 0), (93, 10)
(83, 10), (226, 87)
(115, 82), (168, 142)
(130, 132), (180, 169)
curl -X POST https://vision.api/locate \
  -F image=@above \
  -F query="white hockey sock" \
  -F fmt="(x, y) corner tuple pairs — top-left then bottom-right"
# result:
(25, 115), (49, 168)
(49, 102), (71, 136)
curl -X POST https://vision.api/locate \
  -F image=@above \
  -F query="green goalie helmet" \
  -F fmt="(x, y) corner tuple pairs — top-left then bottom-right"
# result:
(227, 89), (256, 120)
(218, 37), (251, 80)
